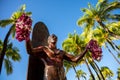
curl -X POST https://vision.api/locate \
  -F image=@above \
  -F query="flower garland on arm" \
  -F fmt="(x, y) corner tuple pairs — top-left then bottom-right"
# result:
(87, 39), (102, 61)
(15, 13), (32, 42)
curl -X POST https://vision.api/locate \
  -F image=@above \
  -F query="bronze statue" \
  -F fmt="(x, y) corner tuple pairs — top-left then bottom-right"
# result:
(25, 22), (89, 80)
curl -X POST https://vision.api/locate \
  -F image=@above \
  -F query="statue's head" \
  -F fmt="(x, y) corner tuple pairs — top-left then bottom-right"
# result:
(48, 34), (58, 45)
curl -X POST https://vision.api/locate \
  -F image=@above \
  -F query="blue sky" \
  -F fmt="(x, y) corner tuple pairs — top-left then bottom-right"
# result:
(0, 0), (120, 80)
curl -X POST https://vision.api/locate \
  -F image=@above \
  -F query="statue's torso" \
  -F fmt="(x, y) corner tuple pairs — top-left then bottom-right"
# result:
(39, 47), (67, 80)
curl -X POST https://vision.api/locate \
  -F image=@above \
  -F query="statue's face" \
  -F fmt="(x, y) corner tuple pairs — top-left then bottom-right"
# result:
(48, 34), (58, 45)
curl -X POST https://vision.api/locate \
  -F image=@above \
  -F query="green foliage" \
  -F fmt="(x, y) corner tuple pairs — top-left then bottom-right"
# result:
(62, 33), (87, 55)
(63, 60), (72, 73)
(76, 70), (86, 80)
(0, 4), (32, 28)
(0, 4), (32, 75)
(19, 4), (26, 11)
(0, 19), (14, 27)
(4, 58), (13, 75)
(63, 0), (120, 79)
(11, 24), (16, 38)
(108, 22), (120, 38)
(101, 66), (114, 79)
(118, 53), (120, 58)
(6, 42), (21, 61)
(0, 40), (21, 75)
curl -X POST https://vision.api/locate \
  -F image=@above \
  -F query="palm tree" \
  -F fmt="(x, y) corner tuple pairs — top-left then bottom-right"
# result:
(62, 33), (97, 79)
(72, 64), (80, 80)
(76, 69), (86, 80)
(92, 26), (120, 64)
(77, 0), (120, 38)
(0, 40), (21, 75)
(62, 33), (84, 80)
(0, 25), (15, 73)
(77, 0), (120, 65)
(0, 4), (31, 73)
(100, 66), (114, 80)
(62, 31), (116, 79)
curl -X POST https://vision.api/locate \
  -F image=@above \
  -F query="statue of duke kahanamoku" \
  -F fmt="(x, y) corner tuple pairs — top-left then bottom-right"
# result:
(25, 34), (89, 80)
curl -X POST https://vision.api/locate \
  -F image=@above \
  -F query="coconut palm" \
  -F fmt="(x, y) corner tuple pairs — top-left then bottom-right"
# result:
(62, 33), (97, 79)
(0, 4), (32, 73)
(100, 66), (114, 80)
(92, 26), (120, 64)
(0, 40), (21, 75)
(77, 0), (120, 51)
(77, 0), (120, 65)
(62, 31), (117, 79)
(62, 33), (86, 80)
(77, 0), (120, 38)
(76, 69), (86, 80)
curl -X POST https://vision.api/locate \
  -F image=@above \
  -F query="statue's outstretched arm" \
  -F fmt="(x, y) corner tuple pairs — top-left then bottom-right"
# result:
(63, 48), (88, 63)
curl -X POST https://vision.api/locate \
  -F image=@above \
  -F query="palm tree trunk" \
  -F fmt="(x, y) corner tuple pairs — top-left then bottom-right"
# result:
(0, 25), (14, 73)
(107, 38), (120, 54)
(89, 61), (101, 80)
(85, 59), (95, 80)
(98, 20), (120, 64)
(72, 64), (80, 80)
(93, 60), (105, 80)
(105, 43), (120, 64)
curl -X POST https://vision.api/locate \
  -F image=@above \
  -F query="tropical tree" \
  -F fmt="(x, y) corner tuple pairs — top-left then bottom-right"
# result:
(77, 0), (120, 64)
(77, 0), (120, 37)
(100, 66), (114, 80)
(62, 33), (105, 79)
(63, 33), (86, 80)
(76, 69), (86, 80)
(0, 4), (32, 73)
(62, 0), (120, 79)
(0, 40), (21, 75)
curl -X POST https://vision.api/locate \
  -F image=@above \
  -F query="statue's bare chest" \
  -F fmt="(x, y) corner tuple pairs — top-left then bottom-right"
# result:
(43, 47), (64, 65)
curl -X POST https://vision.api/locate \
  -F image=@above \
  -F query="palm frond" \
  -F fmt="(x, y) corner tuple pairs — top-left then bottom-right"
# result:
(81, 8), (93, 16)
(118, 54), (120, 58)
(0, 19), (14, 27)
(101, 66), (114, 78)
(77, 16), (91, 26)
(11, 24), (16, 38)
(19, 4), (26, 12)
(76, 70), (86, 79)
(63, 60), (72, 73)
(4, 58), (13, 75)
(0, 40), (3, 46)
(6, 42), (21, 61)
(11, 11), (23, 20)
(25, 12), (32, 16)
(11, 48), (21, 61)
(101, 1), (120, 17)
(106, 14), (120, 21)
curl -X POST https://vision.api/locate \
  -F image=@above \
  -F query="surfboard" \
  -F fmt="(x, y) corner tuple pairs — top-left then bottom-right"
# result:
(27, 22), (49, 80)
